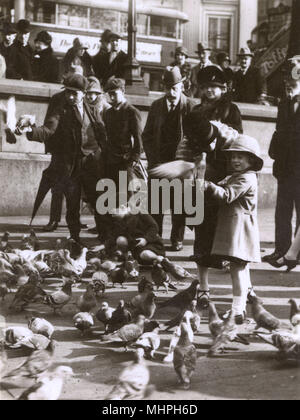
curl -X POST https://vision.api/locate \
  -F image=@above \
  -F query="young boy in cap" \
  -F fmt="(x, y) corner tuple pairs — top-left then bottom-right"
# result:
(233, 47), (267, 104)
(143, 66), (196, 251)
(32, 31), (59, 83)
(6, 19), (34, 80)
(86, 76), (111, 119)
(104, 77), (142, 204)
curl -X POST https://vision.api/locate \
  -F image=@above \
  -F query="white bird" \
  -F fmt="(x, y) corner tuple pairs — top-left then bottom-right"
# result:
(105, 348), (152, 400)
(73, 312), (94, 336)
(18, 366), (73, 400)
(5, 326), (34, 347)
(28, 317), (54, 339)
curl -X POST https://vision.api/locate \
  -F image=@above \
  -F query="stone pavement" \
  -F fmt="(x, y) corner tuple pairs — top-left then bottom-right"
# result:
(0, 208), (300, 401)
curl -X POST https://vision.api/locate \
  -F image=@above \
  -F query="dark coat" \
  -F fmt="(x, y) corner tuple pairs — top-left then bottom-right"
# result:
(92, 50), (128, 85)
(209, 171), (261, 263)
(62, 48), (94, 78)
(6, 41), (34, 80)
(0, 42), (10, 61)
(142, 93), (196, 169)
(103, 101), (142, 165)
(28, 100), (107, 178)
(233, 66), (267, 104)
(269, 97), (300, 180)
(32, 47), (60, 83)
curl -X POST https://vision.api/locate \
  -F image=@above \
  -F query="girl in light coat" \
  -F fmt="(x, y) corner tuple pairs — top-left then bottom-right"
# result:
(204, 135), (263, 323)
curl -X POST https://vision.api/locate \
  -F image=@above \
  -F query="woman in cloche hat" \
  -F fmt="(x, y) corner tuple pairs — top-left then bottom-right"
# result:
(204, 134), (264, 324)
(62, 37), (94, 77)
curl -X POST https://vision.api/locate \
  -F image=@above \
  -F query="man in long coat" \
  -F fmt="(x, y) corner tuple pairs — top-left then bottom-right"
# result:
(92, 32), (128, 86)
(19, 74), (107, 243)
(233, 47), (267, 104)
(6, 19), (34, 81)
(263, 75), (300, 263)
(190, 42), (214, 98)
(143, 67), (195, 251)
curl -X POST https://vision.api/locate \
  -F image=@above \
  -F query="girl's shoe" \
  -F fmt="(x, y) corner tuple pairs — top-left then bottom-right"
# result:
(268, 257), (298, 273)
(197, 290), (210, 309)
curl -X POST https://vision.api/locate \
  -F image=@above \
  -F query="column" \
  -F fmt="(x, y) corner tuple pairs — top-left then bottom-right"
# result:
(239, 0), (258, 49)
(14, 0), (26, 21)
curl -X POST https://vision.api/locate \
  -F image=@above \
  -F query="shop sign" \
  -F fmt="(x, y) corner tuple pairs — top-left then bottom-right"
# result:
(49, 32), (162, 63)
(257, 30), (290, 78)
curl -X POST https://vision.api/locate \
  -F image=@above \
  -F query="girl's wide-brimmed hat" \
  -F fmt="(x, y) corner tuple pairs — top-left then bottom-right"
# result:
(223, 135), (264, 171)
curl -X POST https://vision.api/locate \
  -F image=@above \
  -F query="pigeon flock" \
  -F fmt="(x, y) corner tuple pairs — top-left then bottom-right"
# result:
(0, 230), (299, 400)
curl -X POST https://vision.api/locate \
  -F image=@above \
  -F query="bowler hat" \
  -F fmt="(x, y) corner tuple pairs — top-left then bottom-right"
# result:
(87, 76), (103, 94)
(35, 31), (52, 46)
(109, 32), (123, 41)
(2, 23), (17, 35)
(73, 38), (88, 50)
(216, 52), (231, 65)
(63, 74), (88, 92)
(16, 19), (30, 34)
(175, 46), (189, 57)
(101, 29), (112, 42)
(198, 66), (227, 87)
(195, 42), (212, 54)
(237, 47), (254, 57)
(163, 66), (185, 88)
(105, 77), (125, 92)
(223, 135), (264, 172)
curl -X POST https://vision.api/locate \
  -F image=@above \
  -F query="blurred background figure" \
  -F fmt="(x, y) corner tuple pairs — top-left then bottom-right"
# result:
(62, 37), (94, 78)
(93, 29), (112, 82)
(86, 76), (111, 119)
(233, 47), (267, 104)
(191, 42), (213, 98)
(216, 52), (234, 94)
(32, 31), (59, 83)
(171, 46), (189, 69)
(6, 19), (33, 80)
(0, 22), (17, 69)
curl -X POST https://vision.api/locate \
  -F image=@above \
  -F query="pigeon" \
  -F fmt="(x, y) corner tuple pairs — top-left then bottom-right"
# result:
(158, 280), (200, 310)
(13, 264), (29, 287)
(133, 292), (157, 319)
(12, 333), (51, 351)
(101, 315), (145, 351)
(110, 265), (129, 288)
(5, 326), (34, 348)
(44, 278), (74, 314)
(105, 348), (152, 400)
(208, 311), (250, 356)
(151, 261), (177, 293)
(138, 276), (154, 293)
(107, 300), (132, 334)
(76, 283), (97, 313)
(27, 317), (54, 339)
(149, 160), (196, 180)
(63, 246), (88, 277)
(92, 269), (108, 296)
(29, 229), (40, 251)
(165, 299), (201, 333)
(96, 302), (114, 333)
(288, 299), (300, 327)
(173, 316), (197, 390)
(2, 339), (56, 380)
(73, 312), (94, 336)
(124, 252), (140, 279)
(18, 366), (73, 400)
(133, 323), (161, 359)
(0, 231), (12, 252)
(10, 273), (47, 311)
(161, 258), (195, 281)
(208, 301), (225, 338)
(255, 323), (300, 361)
(248, 295), (288, 332)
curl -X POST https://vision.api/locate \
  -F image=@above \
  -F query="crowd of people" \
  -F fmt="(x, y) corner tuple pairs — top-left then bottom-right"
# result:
(1, 17), (299, 326)
(0, 19), (269, 105)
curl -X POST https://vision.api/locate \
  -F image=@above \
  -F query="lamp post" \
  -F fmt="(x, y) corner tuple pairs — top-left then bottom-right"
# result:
(125, 0), (149, 95)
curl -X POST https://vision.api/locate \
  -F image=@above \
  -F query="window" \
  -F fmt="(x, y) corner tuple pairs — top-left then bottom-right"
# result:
(150, 16), (177, 38)
(208, 16), (231, 52)
(26, 0), (55, 24)
(137, 14), (148, 35)
(57, 4), (88, 29)
(90, 8), (119, 32)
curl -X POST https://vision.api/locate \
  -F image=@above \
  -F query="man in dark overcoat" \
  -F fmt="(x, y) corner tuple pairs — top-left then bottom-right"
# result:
(6, 19), (34, 80)
(92, 32), (128, 86)
(19, 74), (107, 243)
(32, 31), (59, 83)
(263, 75), (300, 263)
(233, 47), (267, 104)
(142, 66), (196, 251)
(0, 23), (17, 65)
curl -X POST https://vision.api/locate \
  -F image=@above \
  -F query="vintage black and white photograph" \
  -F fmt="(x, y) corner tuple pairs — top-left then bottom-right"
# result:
(0, 0), (299, 402)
